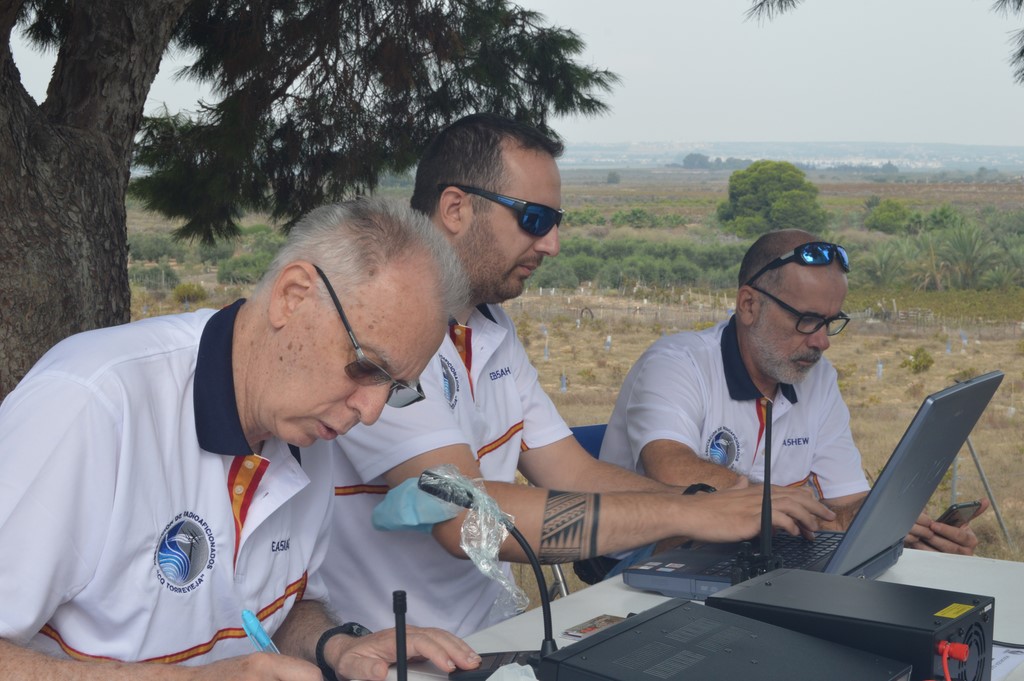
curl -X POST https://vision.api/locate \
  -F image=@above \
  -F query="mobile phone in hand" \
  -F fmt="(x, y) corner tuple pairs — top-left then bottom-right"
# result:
(935, 500), (981, 527)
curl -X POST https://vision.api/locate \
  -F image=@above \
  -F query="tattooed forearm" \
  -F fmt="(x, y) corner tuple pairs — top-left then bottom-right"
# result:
(538, 491), (600, 562)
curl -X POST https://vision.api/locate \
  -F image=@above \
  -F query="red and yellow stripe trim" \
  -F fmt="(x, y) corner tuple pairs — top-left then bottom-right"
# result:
(39, 572), (308, 664)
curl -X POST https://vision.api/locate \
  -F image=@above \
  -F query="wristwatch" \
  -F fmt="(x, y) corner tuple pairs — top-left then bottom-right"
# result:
(316, 622), (372, 681)
(682, 483), (717, 495)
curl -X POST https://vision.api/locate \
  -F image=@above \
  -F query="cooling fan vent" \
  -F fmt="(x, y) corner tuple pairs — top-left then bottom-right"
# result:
(949, 622), (988, 681)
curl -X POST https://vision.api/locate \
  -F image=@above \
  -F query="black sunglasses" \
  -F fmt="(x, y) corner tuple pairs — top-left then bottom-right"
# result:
(750, 285), (850, 336)
(745, 242), (850, 287)
(440, 184), (563, 237)
(313, 265), (426, 408)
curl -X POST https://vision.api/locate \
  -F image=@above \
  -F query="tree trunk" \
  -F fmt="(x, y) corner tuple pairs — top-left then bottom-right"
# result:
(0, 0), (191, 398)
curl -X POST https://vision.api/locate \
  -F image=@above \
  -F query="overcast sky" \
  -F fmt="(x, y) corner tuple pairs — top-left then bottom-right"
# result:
(11, 0), (1024, 146)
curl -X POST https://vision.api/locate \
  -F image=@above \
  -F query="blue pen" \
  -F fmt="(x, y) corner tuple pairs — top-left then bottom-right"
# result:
(242, 609), (281, 654)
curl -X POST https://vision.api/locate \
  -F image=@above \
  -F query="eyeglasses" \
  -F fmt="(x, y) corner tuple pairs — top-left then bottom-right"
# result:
(440, 184), (563, 237)
(313, 265), (426, 408)
(744, 242), (850, 287)
(750, 285), (850, 336)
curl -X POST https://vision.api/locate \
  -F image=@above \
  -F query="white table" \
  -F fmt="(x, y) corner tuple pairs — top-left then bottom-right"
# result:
(394, 549), (1024, 680)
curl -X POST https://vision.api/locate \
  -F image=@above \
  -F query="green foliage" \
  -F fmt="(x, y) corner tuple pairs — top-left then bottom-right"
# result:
(611, 208), (658, 228)
(173, 283), (209, 305)
(545, 236), (748, 290)
(864, 198), (912, 234)
(532, 259), (579, 289)
(129, 263), (180, 290)
(217, 253), (273, 284)
(606, 171), (621, 184)
(127, 1), (619, 238)
(564, 207), (606, 226)
(249, 230), (286, 257)
(197, 239), (236, 264)
(682, 153), (711, 169)
(900, 347), (934, 374)
(130, 232), (188, 262)
(716, 160), (827, 237)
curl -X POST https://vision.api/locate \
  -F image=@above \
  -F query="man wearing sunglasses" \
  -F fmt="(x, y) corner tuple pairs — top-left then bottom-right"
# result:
(597, 230), (984, 575)
(316, 115), (835, 638)
(0, 199), (483, 681)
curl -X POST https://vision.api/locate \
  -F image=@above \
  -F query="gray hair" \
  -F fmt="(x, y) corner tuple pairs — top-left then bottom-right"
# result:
(255, 197), (468, 318)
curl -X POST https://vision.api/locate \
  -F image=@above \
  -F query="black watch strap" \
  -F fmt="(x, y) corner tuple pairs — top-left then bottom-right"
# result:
(316, 622), (372, 681)
(682, 483), (717, 495)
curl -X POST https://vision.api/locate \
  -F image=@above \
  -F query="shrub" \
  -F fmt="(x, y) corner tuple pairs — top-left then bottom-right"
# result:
(218, 253), (272, 284)
(129, 263), (180, 290)
(130, 232), (187, 262)
(900, 347), (934, 374)
(173, 282), (209, 305)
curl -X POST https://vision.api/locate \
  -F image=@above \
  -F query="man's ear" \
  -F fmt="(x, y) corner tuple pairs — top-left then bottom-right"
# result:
(735, 285), (760, 327)
(436, 186), (472, 237)
(268, 262), (317, 330)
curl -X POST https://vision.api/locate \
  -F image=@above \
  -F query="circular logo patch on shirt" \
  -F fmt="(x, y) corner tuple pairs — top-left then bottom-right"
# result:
(439, 355), (460, 410)
(154, 512), (216, 593)
(706, 427), (740, 469)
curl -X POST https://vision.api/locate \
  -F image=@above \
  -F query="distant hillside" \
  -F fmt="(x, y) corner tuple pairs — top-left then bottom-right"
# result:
(561, 140), (1024, 172)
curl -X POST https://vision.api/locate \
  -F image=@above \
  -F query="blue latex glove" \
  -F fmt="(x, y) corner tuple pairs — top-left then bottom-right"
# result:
(371, 477), (462, 533)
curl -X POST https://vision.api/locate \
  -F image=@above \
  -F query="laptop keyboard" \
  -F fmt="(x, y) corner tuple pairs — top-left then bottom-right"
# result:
(702, 532), (844, 576)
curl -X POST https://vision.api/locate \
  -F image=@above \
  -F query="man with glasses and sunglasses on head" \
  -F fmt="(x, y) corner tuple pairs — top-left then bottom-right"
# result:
(316, 115), (835, 638)
(596, 229), (984, 578)
(0, 198), (484, 681)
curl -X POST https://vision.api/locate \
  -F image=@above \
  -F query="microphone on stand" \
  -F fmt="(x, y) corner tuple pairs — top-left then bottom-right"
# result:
(731, 396), (784, 584)
(418, 470), (558, 681)
(394, 590), (407, 681)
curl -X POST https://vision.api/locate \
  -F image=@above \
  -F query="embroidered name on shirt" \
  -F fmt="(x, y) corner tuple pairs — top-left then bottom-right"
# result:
(271, 539), (291, 552)
(782, 437), (810, 446)
(489, 367), (511, 381)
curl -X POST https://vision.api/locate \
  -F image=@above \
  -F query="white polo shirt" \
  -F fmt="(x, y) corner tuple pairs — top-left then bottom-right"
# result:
(312, 304), (571, 637)
(600, 318), (869, 500)
(0, 301), (332, 664)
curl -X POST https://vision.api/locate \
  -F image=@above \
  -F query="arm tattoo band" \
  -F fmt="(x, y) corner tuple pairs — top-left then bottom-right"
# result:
(538, 491), (599, 563)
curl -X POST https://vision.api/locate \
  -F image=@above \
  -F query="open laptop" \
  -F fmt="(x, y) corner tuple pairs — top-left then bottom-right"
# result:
(623, 370), (1003, 601)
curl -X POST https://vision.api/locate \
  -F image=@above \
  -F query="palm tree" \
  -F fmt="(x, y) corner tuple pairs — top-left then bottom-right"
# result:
(940, 224), (1002, 289)
(905, 234), (948, 291)
(858, 240), (908, 288)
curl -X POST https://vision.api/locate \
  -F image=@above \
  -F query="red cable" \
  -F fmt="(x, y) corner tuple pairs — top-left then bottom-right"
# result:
(929, 640), (971, 681)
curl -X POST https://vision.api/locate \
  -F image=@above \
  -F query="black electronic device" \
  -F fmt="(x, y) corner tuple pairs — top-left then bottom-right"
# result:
(937, 500), (983, 528)
(706, 568), (994, 681)
(417, 470), (557, 681)
(537, 598), (912, 681)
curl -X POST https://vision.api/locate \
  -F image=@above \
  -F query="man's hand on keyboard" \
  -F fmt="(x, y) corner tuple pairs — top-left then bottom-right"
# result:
(683, 484), (835, 543)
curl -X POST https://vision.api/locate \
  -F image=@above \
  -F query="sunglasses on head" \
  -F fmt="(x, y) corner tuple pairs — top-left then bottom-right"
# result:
(313, 265), (426, 409)
(744, 241), (850, 287)
(439, 184), (563, 237)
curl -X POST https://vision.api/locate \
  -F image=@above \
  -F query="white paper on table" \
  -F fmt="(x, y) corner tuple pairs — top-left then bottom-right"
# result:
(991, 645), (1024, 681)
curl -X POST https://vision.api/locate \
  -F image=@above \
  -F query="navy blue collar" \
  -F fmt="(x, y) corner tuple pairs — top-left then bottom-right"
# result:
(720, 316), (798, 404)
(476, 303), (497, 323)
(194, 299), (252, 456)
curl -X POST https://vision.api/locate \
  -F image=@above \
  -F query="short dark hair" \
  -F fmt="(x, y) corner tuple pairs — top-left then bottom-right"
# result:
(737, 229), (820, 289)
(410, 113), (564, 216)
